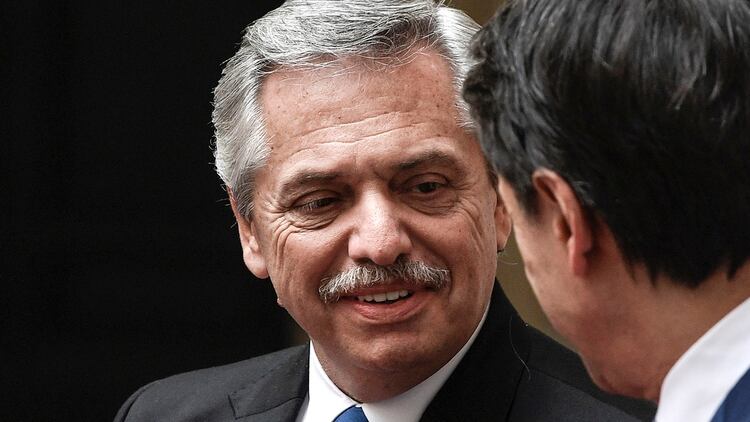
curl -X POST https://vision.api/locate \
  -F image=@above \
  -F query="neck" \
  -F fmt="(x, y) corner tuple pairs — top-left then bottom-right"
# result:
(317, 355), (440, 402)
(636, 262), (750, 401)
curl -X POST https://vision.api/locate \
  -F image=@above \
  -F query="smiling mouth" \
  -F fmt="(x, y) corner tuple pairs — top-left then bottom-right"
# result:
(356, 289), (413, 304)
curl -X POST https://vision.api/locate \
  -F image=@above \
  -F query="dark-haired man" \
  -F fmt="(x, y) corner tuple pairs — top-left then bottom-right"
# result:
(465, 0), (750, 421)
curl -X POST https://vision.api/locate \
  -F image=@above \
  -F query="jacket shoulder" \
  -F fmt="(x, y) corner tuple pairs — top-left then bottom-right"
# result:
(513, 326), (656, 421)
(114, 345), (308, 422)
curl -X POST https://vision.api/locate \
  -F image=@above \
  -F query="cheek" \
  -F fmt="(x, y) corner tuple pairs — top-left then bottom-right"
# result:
(433, 212), (499, 289)
(456, 197), (501, 254)
(268, 236), (335, 333)
(271, 231), (343, 295)
(512, 225), (542, 277)
(512, 230), (556, 311)
(423, 217), (491, 267)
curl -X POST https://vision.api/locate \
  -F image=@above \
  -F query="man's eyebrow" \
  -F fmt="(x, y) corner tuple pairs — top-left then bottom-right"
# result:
(278, 170), (342, 196)
(394, 150), (462, 172)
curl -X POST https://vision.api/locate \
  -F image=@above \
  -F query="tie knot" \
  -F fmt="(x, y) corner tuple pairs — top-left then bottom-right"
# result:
(334, 405), (369, 422)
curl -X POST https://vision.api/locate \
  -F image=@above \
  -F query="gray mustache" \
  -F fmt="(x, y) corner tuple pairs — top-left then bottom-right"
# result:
(318, 257), (450, 303)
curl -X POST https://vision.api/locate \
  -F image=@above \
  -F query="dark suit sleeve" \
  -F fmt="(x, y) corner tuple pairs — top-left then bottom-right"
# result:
(113, 381), (160, 422)
(110, 346), (309, 422)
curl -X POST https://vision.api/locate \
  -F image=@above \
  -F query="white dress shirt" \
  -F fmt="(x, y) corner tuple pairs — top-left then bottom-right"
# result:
(296, 304), (489, 422)
(656, 297), (750, 422)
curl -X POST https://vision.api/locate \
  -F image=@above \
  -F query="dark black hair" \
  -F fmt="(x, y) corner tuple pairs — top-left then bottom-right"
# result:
(464, 0), (750, 287)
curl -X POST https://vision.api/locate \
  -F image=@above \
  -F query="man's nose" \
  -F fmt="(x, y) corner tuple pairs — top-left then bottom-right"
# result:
(347, 193), (412, 266)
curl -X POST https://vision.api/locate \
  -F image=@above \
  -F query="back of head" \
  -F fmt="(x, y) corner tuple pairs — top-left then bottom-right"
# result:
(465, 0), (750, 287)
(213, 0), (479, 220)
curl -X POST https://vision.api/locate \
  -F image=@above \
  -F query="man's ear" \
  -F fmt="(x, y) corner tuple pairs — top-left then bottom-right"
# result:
(531, 169), (593, 276)
(493, 180), (512, 252)
(229, 192), (269, 279)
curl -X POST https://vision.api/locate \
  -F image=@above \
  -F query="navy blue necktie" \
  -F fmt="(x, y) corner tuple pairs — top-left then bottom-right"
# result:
(334, 405), (369, 422)
(711, 366), (750, 422)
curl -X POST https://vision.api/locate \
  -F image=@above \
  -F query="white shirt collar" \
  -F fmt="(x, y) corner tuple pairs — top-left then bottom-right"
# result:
(656, 296), (750, 422)
(296, 303), (489, 422)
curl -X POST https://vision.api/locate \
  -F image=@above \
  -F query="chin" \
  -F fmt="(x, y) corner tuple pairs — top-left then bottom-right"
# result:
(357, 334), (449, 373)
(588, 369), (618, 394)
(584, 360), (649, 399)
(361, 342), (429, 370)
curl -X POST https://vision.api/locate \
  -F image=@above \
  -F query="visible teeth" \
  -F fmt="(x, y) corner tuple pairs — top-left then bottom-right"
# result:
(356, 290), (411, 303)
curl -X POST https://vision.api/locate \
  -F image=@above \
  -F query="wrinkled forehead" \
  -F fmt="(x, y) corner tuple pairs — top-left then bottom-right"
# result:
(258, 50), (466, 147)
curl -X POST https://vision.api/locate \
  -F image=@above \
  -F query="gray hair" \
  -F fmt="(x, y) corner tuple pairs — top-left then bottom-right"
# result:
(212, 0), (480, 219)
(318, 256), (450, 304)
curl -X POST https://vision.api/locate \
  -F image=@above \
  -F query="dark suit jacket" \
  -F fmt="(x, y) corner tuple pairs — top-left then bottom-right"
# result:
(711, 366), (750, 422)
(114, 285), (655, 421)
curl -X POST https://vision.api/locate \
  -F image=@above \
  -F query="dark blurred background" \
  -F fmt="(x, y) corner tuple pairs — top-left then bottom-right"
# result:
(4, 2), (289, 420)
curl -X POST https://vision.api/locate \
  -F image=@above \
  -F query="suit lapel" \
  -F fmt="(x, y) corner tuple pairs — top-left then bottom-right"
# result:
(711, 366), (750, 422)
(230, 344), (310, 422)
(420, 283), (531, 422)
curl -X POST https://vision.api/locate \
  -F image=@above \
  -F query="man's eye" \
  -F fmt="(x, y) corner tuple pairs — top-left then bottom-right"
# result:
(402, 175), (456, 214)
(295, 197), (338, 212)
(414, 181), (442, 193)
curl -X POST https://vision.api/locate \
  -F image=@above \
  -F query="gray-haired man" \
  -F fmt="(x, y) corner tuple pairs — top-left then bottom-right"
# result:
(114, 1), (654, 421)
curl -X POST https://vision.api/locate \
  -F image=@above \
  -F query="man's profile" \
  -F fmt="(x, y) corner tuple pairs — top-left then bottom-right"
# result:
(115, 1), (654, 421)
(464, 0), (750, 421)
